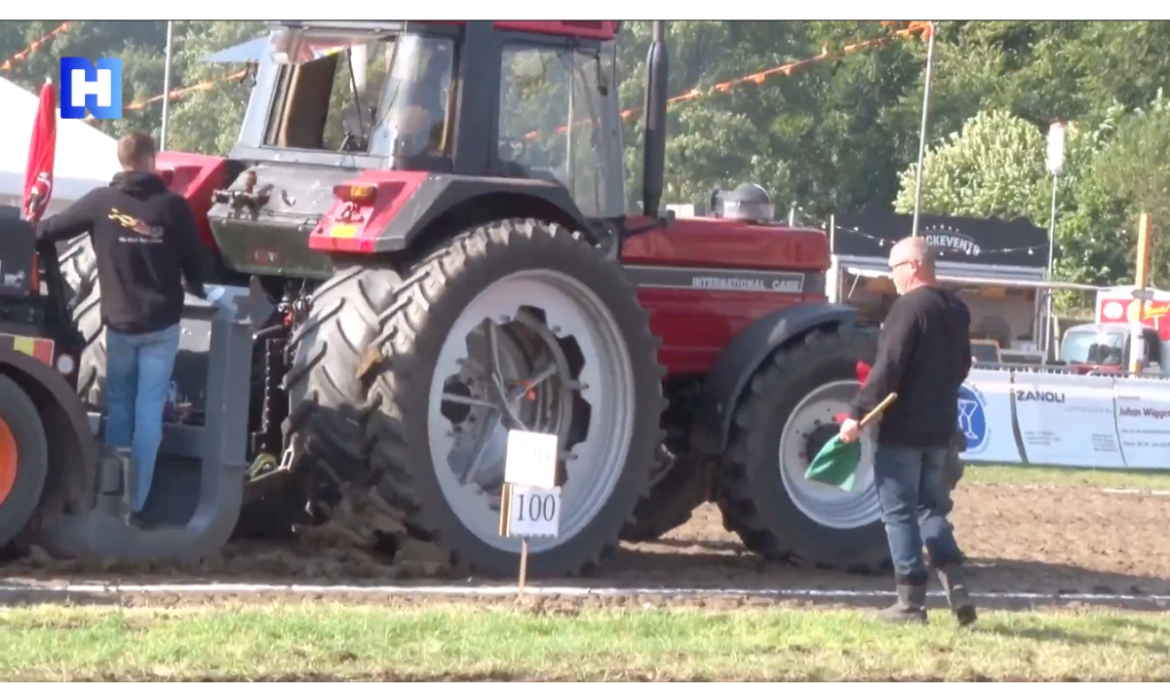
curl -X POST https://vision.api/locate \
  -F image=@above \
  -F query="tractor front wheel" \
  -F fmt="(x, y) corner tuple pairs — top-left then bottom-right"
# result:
(715, 325), (893, 574)
(0, 375), (49, 548)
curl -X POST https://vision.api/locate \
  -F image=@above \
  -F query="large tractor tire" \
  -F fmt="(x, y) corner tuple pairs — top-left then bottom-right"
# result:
(287, 218), (666, 576)
(0, 375), (50, 548)
(58, 235), (107, 411)
(714, 325), (887, 573)
(620, 449), (710, 543)
(60, 234), (99, 303)
(714, 324), (960, 575)
(73, 288), (107, 410)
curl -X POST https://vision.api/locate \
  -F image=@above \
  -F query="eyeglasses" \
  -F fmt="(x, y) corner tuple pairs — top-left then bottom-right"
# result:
(888, 259), (916, 271)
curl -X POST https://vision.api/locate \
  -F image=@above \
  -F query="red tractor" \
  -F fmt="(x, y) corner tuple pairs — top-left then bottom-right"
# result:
(18, 20), (961, 576)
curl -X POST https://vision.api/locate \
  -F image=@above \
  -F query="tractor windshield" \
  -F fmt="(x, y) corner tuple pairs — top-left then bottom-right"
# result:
(264, 29), (454, 159)
(498, 40), (623, 217)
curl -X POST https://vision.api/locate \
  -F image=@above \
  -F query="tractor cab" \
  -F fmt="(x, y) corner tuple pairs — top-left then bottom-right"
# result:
(199, 21), (627, 280)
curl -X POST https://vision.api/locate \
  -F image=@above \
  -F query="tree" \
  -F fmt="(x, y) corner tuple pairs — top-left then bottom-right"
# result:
(893, 109), (1052, 224)
(165, 21), (266, 155)
(1085, 91), (1170, 288)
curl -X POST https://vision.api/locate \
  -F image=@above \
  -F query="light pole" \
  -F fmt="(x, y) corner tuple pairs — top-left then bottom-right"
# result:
(160, 21), (174, 151)
(911, 21), (938, 237)
(1044, 121), (1065, 355)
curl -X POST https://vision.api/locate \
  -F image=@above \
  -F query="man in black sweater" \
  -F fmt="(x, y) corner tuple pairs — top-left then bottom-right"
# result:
(35, 132), (208, 524)
(838, 236), (977, 626)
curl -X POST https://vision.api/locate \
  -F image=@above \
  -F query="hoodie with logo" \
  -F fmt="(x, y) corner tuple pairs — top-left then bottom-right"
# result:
(36, 171), (208, 335)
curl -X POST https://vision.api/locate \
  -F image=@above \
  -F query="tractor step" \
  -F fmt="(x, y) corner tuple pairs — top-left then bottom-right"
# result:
(36, 284), (260, 563)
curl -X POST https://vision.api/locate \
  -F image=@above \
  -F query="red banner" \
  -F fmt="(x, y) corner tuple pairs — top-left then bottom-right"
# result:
(23, 80), (57, 223)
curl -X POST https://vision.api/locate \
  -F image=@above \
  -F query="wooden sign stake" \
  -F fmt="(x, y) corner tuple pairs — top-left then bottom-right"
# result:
(518, 539), (529, 594)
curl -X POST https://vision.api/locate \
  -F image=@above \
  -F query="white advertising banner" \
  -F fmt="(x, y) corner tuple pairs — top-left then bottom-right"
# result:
(1114, 377), (1170, 469)
(1012, 372), (1124, 468)
(957, 368), (1022, 464)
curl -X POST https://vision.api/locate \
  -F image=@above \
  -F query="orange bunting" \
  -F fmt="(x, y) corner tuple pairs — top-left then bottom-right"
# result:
(608, 21), (931, 127)
(83, 68), (250, 123)
(1, 22), (71, 71)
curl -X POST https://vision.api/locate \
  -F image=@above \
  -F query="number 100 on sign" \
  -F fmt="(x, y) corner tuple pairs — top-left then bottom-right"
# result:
(505, 485), (561, 538)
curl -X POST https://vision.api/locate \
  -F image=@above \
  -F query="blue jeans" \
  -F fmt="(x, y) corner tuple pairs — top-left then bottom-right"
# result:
(104, 324), (181, 513)
(873, 444), (965, 584)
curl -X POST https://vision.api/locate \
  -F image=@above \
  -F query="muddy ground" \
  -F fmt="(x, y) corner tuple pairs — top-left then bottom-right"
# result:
(3, 483), (1169, 611)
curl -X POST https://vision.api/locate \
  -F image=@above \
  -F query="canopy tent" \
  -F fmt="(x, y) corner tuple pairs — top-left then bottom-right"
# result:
(0, 77), (120, 216)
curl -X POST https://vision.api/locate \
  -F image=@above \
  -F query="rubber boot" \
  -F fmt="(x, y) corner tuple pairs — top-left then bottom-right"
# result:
(936, 563), (977, 626)
(876, 583), (928, 624)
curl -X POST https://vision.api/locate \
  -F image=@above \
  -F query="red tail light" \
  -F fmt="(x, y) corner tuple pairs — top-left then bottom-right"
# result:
(333, 183), (377, 205)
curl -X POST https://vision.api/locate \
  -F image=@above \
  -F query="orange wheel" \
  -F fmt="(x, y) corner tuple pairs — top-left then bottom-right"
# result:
(0, 416), (16, 506)
(0, 375), (49, 548)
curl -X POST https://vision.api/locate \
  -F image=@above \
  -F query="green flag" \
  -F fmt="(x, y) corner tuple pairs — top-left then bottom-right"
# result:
(804, 434), (862, 491)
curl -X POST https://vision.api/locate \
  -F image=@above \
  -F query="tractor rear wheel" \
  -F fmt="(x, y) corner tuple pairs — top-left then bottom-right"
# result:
(58, 235), (106, 411)
(73, 288), (107, 410)
(287, 218), (666, 576)
(715, 325), (897, 574)
(60, 234), (99, 304)
(0, 375), (49, 548)
(284, 265), (405, 517)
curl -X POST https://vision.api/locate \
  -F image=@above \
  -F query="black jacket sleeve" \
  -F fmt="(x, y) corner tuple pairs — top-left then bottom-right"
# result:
(960, 330), (973, 378)
(169, 196), (208, 299)
(850, 298), (920, 420)
(34, 190), (99, 244)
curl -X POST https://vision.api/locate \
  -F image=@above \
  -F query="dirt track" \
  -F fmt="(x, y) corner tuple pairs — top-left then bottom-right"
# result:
(4, 483), (1170, 610)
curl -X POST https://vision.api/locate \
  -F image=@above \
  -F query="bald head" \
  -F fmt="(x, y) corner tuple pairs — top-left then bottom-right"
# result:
(889, 236), (934, 268)
(887, 236), (936, 294)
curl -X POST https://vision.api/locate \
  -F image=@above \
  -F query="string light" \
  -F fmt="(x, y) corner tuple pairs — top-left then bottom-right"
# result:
(841, 224), (1048, 256)
(0, 22), (71, 72)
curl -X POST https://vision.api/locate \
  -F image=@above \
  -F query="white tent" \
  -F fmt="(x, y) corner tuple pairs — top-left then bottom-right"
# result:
(0, 77), (121, 216)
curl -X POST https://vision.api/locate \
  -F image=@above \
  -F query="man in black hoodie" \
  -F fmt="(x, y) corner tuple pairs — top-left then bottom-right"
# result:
(837, 236), (977, 627)
(35, 131), (208, 523)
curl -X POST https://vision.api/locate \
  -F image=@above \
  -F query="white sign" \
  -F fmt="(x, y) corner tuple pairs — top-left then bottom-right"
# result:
(1012, 372), (1123, 468)
(957, 369), (1022, 464)
(503, 430), (558, 490)
(506, 485), (562, 538)
(1047, 122), (1065, 176)
(1114, 377), (1170, 469)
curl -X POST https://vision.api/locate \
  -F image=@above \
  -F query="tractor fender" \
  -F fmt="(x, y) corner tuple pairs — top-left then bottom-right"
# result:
(0, 348), (99, 530)
(310, 173), (599, 255)
(689, 303), (859, 456)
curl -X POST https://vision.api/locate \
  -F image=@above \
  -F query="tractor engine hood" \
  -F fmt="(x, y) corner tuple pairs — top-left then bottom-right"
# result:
(206, 162), (362, 278)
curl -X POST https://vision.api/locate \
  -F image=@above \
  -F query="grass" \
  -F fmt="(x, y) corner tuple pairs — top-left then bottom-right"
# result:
(1, 603), (1169, 680)
(964, 463), (1170, 490)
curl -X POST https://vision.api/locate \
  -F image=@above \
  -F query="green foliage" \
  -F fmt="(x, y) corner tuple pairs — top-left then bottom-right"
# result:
(893, 109), (1051, 224)
(166, 21), (266, 155)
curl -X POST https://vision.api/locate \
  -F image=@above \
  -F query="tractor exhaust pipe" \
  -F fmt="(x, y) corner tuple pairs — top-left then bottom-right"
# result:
(642, 20), (668, 218)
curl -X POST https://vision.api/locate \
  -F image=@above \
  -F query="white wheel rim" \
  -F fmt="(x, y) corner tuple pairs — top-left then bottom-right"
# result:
(778, 379), (882, 530)
(427, 268), (635, 553)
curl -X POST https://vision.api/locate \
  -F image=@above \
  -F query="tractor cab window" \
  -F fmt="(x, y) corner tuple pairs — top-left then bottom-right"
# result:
(498, 41), (622, 217)
(265, 29), (453, 159)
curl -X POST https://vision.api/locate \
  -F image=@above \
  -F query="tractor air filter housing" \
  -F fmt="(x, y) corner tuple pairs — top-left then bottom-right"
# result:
(710, 183), (774, 223)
